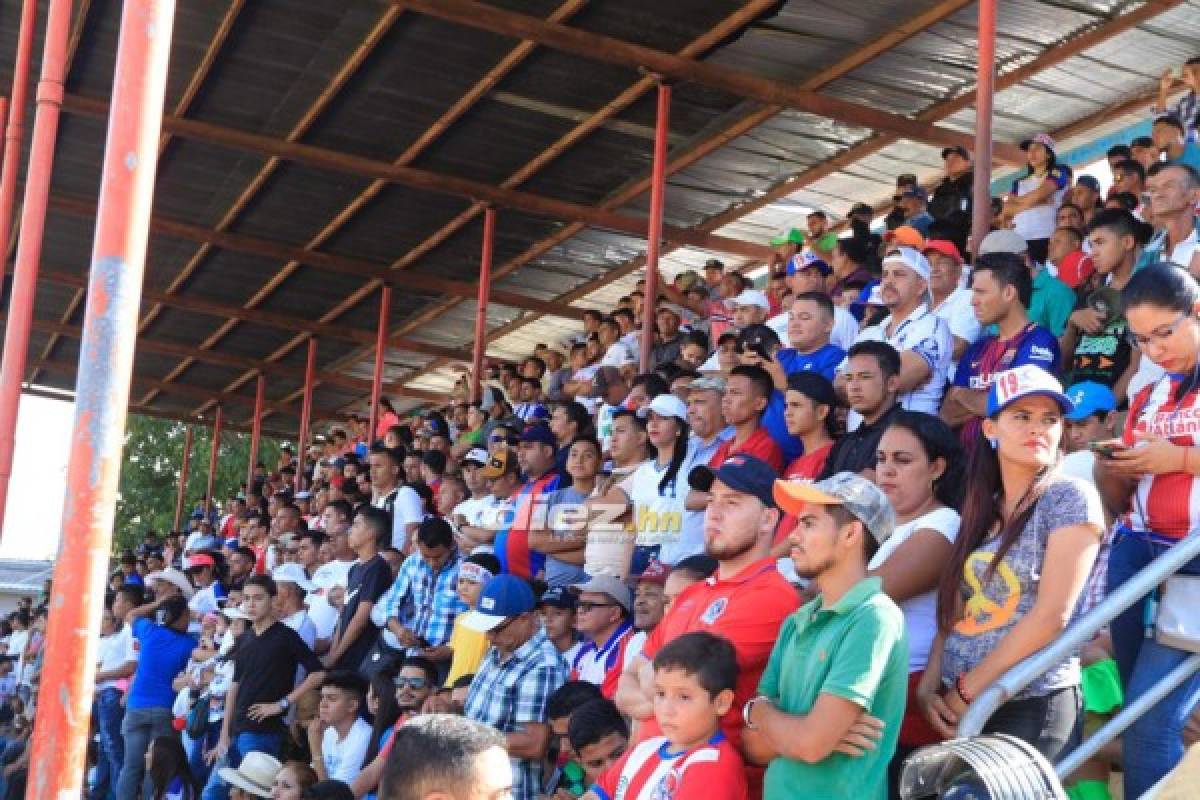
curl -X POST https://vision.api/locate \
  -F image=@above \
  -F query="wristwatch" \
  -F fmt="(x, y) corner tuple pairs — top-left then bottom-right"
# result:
(743, 695), (769, 730)
(278, 696), (291, 712)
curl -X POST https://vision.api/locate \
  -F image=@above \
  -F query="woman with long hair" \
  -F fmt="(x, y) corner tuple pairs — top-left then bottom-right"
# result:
(361, 671), (400, 769)
(627, 394), (699, 573)
(868, 411), (964, 795)
(146, 735), (199, 800)
(373, 397), (400, 444)
(917, 365), (1104, 763)
(269, 762), (317, 800)
(1094, 263), (1200, 796)
(532, 437), (603, 587)
(1002, 134), (1071, 263)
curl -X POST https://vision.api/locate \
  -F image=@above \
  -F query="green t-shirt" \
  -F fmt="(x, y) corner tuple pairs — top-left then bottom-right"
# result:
(758, 576), (908, 800)
(1030, 268), (1075, 337)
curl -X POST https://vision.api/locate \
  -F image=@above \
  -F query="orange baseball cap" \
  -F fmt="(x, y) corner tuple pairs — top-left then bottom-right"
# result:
(884, 225), (925, 250)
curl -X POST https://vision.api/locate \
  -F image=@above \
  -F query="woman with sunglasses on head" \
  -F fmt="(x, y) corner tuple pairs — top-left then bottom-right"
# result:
(1094, 263), (1200, 797)
(918, 365), (1104, 764)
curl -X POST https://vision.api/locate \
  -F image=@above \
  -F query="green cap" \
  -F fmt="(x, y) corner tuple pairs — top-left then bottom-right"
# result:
(769, 228), (805, 247)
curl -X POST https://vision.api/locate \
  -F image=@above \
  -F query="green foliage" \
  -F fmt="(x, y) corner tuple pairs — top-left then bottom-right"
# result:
(113, 414), (289, 553)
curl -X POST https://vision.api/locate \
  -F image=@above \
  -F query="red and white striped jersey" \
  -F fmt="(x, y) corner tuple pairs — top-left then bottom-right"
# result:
(1122, 374), (1200, 539)
(590, 733), (747, 800)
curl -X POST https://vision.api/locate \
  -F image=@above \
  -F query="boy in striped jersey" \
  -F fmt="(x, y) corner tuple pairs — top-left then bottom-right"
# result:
(584, 631), (747, 800)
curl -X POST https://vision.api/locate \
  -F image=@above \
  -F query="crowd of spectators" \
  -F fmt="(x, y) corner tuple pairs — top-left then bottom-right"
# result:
(63, 56), (1200, 800)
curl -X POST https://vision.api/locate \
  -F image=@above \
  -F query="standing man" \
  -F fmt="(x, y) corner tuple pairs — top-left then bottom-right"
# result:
(203, 575), (325, 800)
(368, 444), (424, 552)
(744, 474), (907, 800)
(931, 145), (973, 248)
(324, 506), (392, 672)
(461, 575), (568, 800)
(496, 425), (562, 579)
(822, 342), (902, 479)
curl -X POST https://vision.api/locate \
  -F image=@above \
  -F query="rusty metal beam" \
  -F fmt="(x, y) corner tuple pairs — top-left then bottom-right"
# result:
(396, 0), (1025, 164)
(44, 193), (585, 321)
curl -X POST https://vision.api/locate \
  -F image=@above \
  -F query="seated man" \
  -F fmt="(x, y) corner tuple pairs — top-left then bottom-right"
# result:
(744, 473), (908, 800)
(569, 576), (635, 699)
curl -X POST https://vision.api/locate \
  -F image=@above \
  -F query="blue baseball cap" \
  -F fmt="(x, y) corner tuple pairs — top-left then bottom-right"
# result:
(786, 252), (832, 277)
(519, 422), (556, 447)
(461, 574), (536, 633)
(712, 455), (778, 508)
(1075, 174), (1101, 192)
(1064, 382), (1116, 422)
(986, 366), (1074, 418)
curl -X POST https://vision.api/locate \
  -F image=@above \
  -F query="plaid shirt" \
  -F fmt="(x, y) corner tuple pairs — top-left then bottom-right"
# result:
(465, 627), (567, 800)
(374, 551), (467, 654)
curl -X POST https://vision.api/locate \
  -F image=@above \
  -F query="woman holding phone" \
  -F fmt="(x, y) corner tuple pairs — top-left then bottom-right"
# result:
(1094, 262), (1200, 797)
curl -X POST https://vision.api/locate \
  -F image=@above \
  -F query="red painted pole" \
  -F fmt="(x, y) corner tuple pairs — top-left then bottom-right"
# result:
(205, 405), (223, 516)
(296, 337), (317, 492)
(0, 0), (37, 255)
(28, 1), (177, 795)
(0, 0), (74, 536)
(471, 208), (495, 402)
(368, 284), (392, 442)
(247, 373), (264, 494)
(173, 424), (194, 531)
(640, 82), (670, 372)
(0, 99), (8, 181)
(970, 0), (996, 257)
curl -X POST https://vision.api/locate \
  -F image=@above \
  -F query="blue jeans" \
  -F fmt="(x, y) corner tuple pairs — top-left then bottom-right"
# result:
(90, 689), (125, 800)
(1107, 528), (1200, 799)
(183, 721), (220, 787)
(201, 731), (282, 800)
(116, 706), (175, 800)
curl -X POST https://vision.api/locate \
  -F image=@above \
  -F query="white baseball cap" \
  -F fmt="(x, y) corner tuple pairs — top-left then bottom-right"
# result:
(882, 246), (931, 282)
(272, 563), (314, 592)
(636, 393), (688, 421)
(733, 289), (771, 310)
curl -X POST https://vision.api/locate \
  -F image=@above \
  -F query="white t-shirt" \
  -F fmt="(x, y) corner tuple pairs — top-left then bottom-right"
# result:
(868, 506), (960, 673)
(622, 630), (647, 674)
(1012, 170), (1068, 242)
(618, 443), (704, 565)
(374, 486), (424, 551)
(932, 288), (981, 382)
(305, 594), (340, 641)
(1171, 227), (1199, 269)
(321, 717), (372, 784)
(95, 626), (138, 692)
(1060, 450), (1097, 484)
(768, 306), (858, 351)
(312, 559), (355, 591)
(855, 304), (953, 415)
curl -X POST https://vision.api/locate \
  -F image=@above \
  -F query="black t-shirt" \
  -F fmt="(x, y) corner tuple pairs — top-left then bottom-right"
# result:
(232, 621), (323, 735)
(334, 554), (392, 672)
(820, 404), (901, 479)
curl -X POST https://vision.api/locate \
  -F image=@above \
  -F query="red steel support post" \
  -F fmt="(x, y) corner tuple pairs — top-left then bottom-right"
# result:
(296, 337), (317, 492)
(205, 405), (223, 514)
(970, 0), (996, 256)
(28, 1), (177, 795)
(247, 374), (265, 493)
(0, 0), (37, 256)
(640, 82), (671, 372)
(368, 285), (392, 442)
(173, 424), (194, 531)
(0, 0), (74, 535)
(471, 208), (495, 402)
(0, 99), (8, 180)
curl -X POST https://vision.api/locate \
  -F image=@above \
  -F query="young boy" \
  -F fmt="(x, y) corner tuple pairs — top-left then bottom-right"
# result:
(444, 553), (500, 687)
(583, 631), (748, 800)
(545, 681), (605, 798)
(568, 699), (630, 786)
(308, 670), (372, 784)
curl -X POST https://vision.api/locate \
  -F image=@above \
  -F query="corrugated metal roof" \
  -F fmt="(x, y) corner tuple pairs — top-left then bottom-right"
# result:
(10, 0), (1194, 432)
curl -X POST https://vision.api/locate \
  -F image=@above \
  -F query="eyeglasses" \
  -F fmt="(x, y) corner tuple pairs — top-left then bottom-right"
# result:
(577, 601), (617, 613)
(393, 676), (428, 690)
(1125, 313), (1190, 350)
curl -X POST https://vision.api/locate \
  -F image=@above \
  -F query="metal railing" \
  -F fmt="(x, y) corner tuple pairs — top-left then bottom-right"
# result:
(957, 529), (1200, 782)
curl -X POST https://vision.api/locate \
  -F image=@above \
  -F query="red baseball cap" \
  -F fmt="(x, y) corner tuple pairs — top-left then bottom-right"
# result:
(923, 239), (963, 266)
(637, 558), (670, 586)
(185, 553), (216, 571)
(1057, 251), (1095, 289)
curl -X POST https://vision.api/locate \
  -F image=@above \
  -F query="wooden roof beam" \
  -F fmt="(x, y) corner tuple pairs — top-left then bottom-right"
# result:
(394, 0), (1025, 165)
(58, 94), (771, 261)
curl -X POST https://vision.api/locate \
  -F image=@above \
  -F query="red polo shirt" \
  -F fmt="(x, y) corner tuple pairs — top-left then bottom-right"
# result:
(708, 427), (784, 473)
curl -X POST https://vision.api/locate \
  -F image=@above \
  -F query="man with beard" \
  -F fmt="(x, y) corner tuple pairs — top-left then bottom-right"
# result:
(614, 456), (798, 793)
(744, 473), (906, 800)
(349, 656), (440, 797)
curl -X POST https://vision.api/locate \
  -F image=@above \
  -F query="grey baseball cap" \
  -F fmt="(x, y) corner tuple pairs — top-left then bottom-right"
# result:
(773, 472), (896, 544)
(686, 375), (726, 393)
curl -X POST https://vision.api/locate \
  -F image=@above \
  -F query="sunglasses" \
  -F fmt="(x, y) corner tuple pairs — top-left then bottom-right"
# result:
(394, 676), (428, 690)
(577, 601), (617, 613)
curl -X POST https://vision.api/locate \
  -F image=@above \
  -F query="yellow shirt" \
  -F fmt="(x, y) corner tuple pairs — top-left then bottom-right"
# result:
(445, 616), (489, 687)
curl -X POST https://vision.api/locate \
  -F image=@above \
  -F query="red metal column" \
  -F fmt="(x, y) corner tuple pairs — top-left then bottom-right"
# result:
(296, 337), (317, 492)
(0, 0), (37, 255)
(368, 284), (392, 442)
(970, 0), (996, 256)
(27, 1), (177, 795)
(205, 405), (223, 515)
(247, 374), (265, 494)
(173, 424), (194, 531)
(471, 207), (495, 402)
(0, 99), (8, 177)
(0, 0), (74, 536)
(640, 82), (671, 372)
